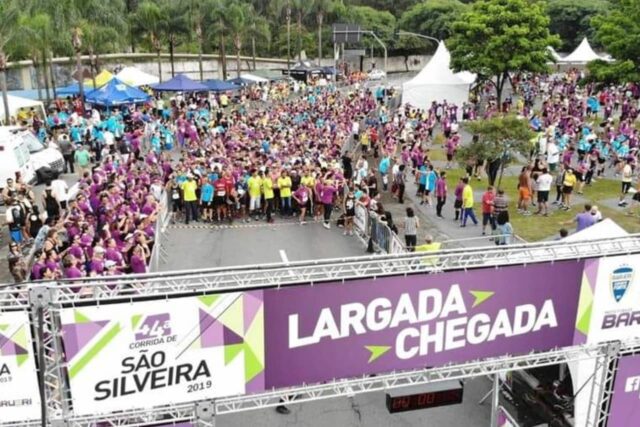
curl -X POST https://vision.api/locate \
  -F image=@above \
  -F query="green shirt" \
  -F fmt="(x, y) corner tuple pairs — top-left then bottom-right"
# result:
(74, 149), (91, 167)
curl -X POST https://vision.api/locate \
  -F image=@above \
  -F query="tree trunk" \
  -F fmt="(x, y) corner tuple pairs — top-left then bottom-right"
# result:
(236, 38), (242, 78)
(297, 12), (302, 61)
(496, 160), (506, 191)
(33, 56), (42, 101)
(219, 25), (227, 80)
(251, 34), (256, 71)
(157, 49), (162, 82)
(198, 36), (204, 81)
(42, 50), (50, 103)
(50, 53), (58, 100)
(76, 50), (84, 101)
(0, 54), (10, 125)
(90, 49), (97, 90)
(169, 38), (175, 78)
(317, 13), (323, 64)
(286, 13), (291, 72)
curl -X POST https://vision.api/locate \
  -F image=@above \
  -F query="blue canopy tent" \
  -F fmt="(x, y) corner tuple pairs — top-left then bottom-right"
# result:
(226, 77), (254, 87)
(57, 82), (93, 96)
(151, 73), (208, 92)
(202, 79), (241, 92)
(85, 78), (151, 107)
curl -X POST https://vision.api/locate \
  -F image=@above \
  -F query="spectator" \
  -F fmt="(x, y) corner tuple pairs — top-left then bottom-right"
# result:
(461, 177), (478, 227)
(403, 207), (419, 252)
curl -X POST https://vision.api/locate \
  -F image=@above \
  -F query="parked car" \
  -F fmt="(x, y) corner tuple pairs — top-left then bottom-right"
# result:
(368, 69), (387, 81)
(0, 127), (64, 185)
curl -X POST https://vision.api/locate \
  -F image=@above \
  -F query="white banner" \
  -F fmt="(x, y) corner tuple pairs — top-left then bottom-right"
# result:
(572, 254), (640, 427)
(60, 291), (265, 416)
(587, 254), (640, 343)
(0, 310), (41, 423)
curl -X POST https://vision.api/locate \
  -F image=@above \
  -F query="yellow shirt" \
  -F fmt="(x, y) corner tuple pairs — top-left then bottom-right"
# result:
(563, 173), (577, 188)
(462, 185), (474, 208)
(277, 177), (292, 198)
(415, 242), (441, 266)
(181, 180), (198, 202)
(301, 176), (315, 189)
(247, 176), (262, 198)
(262, 178), (274, 199)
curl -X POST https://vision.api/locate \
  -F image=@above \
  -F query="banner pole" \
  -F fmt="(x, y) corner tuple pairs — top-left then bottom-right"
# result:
(36, 306), (47, 427)
(490, 374), (500, 427)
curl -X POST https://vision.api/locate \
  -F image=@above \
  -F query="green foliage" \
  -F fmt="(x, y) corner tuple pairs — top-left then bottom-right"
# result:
(343, 6), (397, 48)
(398, 0), (468, 43)
(448, 0), (559, 103)
(585, 59), (640, 85)
(547, 0), (609, 51)
(457, 115), (534, 167)
(592, 0), (640, 67)
(350, 0), (420, 17)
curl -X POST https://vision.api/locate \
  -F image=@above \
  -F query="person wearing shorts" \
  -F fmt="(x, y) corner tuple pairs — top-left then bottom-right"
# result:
(535, 168), (553, 216)
(517, 166), (532, 215)
(247, 169), (263, 220)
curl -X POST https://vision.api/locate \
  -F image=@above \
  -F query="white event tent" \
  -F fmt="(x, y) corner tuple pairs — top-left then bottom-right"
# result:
(402, 41), (474, 111)
(560, 38), (606, 64)
(116, 66), (160, 87)
(547, 46), (563, 62)
(0, 94), (45, 122)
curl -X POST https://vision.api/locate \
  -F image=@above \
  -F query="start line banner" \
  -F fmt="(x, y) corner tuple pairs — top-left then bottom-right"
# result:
(60, 261), (584, 416)
(0, 310), (41, 423)
(606, 353), (640, 426)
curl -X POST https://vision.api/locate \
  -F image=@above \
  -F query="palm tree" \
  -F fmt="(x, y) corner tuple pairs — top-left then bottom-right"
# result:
(268, 0), (291, 71)
(0, 2), (20, 124)
(159, 0), (189, 78)
(132, 1), (167, 81)
(313, 0), (334, 64)
(208, 0), (231, 80)
(292, 0), (309, 61)
(226, 2), (250, 78)
(246, 11), (270, 71)
(17, 13), (55, 102)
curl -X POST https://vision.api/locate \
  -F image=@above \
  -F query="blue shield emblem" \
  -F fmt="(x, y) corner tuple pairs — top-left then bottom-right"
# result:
(611, 266), (634, 302)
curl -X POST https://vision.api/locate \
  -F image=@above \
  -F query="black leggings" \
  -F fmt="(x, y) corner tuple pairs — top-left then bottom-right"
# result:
(323, 203), (333, 223)
(405, 235), (417, 251)
(436, 197), (446, 217)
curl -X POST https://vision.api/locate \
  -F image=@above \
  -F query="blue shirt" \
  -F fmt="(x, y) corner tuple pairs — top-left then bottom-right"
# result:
(200, 183), (214, 202)
(426, 171), (437, 192)
(418, 166), (427, 185)
(379, 158), (390, 175)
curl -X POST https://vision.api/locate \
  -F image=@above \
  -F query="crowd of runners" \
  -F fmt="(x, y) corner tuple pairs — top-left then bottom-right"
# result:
(2, 68), (640, 283)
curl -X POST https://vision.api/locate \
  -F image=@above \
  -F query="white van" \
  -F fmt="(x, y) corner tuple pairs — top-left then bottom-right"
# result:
(0, 131), (36, 189)
(0, 127), (65, 184)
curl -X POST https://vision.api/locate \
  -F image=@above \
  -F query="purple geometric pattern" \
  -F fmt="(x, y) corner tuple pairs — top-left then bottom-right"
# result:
(61, 320), (109, 361)
(0, 332), (27, 356)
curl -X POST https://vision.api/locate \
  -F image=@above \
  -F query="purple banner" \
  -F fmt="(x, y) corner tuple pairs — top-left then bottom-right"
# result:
(608, 354), (640, 427)
(264, 261), (583, 389)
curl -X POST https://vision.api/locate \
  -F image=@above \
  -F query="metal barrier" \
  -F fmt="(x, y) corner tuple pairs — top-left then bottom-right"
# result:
(149, 191), (171, 272)
(355, 206), (405, 254)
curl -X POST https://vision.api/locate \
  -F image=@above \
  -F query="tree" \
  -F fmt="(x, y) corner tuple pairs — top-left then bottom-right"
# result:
(159, 0), (189, 78)
(131, 0), (166, 81)
(226, 1), (250, 78)
(345, 5), (397, 54)
(246, 11), (271, 70)
(0, 2), (19, 124)
(398, 0), (468, 42)
(585, 59), (639, 85)
(313, 0), (334, 63)
(592, 0), (640, 68)
(292, 0), (310, 60)
(547, 0), (609, 51)
(448, 0), (559, 105)
(457, 115), (535, 189)
(208, 0), (232, 79)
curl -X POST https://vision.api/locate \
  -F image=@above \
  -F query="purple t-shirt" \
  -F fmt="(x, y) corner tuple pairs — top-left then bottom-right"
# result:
(576, 212), (596, 232)
(130, 255), (147, 274)
(320, 185), (337, 205)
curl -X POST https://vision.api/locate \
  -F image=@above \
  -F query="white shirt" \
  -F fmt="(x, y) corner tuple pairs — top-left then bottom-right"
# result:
(103, 131), (115, 146)
(622, 164), (633, 183)
(537, 173), (553, 191)
(547, 143), (560, 164)
(51, 179), (69, 202)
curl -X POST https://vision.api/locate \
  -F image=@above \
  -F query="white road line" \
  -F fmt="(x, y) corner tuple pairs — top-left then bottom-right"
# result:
(279, 249), (289, 263)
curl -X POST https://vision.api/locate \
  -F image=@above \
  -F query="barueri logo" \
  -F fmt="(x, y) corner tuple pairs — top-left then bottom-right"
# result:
(611, 265), (634, 303)
(129, 313), (178, 349)
(625, 375), (640, 397)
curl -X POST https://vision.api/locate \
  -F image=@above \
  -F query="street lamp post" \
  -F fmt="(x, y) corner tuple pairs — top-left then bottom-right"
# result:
(396, 31), (440, 45)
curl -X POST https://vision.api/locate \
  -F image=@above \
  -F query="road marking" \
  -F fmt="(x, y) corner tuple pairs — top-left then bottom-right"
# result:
(279, 249), (289, 263)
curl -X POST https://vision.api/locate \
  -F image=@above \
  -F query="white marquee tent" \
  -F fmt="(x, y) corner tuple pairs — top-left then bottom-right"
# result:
(560, 38), (606, 63)
(0, 94), (45, 123)
(402, 41), (473, 111)
(116, 66), (160, 87)
(547, 46), (563, 62)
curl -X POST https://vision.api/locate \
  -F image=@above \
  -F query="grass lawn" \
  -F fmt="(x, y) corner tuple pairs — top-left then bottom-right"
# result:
(432, 149), (640, 241)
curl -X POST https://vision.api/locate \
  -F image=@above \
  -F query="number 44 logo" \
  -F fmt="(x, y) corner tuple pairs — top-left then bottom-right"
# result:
(134, 313), (171, 341)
